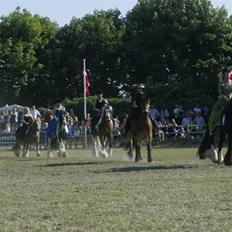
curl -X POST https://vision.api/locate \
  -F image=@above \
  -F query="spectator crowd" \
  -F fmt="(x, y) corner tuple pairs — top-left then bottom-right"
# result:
(0, 103), (209, 144)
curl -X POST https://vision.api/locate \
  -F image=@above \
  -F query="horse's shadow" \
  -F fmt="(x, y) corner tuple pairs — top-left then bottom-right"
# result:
(93, 164), (196, 173)
(40, 160), (120, 167)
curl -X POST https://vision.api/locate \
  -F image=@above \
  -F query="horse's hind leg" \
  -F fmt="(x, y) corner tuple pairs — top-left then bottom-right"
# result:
(147, 141), (153, 163)
(107, 135), (113, 157)
(92, 136), (99, 158)
(13, 141), (21, 157)
(224, 134), (232, 166)
(135, 144), (142, 162)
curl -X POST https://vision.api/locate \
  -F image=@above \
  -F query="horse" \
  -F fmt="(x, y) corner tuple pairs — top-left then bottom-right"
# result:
(13, 118), (41, 157)
(126, 98), (153, 162)
(47, 115), (68, 158)
(92, 104), (114, 158)
(197, 99), (232, 165)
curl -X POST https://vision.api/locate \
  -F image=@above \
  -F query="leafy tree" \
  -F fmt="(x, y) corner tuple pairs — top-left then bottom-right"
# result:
(0, 7), (58, 105)
(55, 9), (126, 98)
(122, 0), (232, 107)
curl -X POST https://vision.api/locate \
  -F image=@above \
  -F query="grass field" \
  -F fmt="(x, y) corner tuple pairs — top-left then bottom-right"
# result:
(0, 146), (231, 232)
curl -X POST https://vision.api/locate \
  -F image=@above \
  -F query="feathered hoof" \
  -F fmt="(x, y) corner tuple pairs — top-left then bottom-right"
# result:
(99, 149), (108, 158)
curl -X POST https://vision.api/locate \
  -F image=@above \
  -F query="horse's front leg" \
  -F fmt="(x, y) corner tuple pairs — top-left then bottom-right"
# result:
(23, 142), (29, 157)
(217, 130), (225, 165)
(58, 139), (67, 158)
(127, 139), (133, 160)
(36, 141), (41, 157)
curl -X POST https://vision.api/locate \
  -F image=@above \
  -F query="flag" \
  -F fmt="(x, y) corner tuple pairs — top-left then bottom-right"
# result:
(83, 71), (90, 96)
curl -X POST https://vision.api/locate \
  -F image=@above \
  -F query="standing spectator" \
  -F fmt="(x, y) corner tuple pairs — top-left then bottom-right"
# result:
(149, 104), (160, 124)
(160, 108), (170, 121)
(193, 104), (202, 114)
(10, 109), (18, 132)
(194, 112), (205, 134)
(31, 105), (41, 120)
(17, 107), (24, 126)
(85, 113), (92, 135)
(4, 110), (11, 132)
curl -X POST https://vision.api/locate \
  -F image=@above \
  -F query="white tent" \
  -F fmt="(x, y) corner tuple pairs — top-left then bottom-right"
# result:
(0, 104), (22, 111)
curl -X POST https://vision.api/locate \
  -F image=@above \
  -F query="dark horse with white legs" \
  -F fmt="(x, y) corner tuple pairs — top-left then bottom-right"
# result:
(47, 115), (68, 158)
(13, 118), (41, 157)
(126, 98), (153, 162)
(92, 104), (114, 158)
(198, 99), (232, 165)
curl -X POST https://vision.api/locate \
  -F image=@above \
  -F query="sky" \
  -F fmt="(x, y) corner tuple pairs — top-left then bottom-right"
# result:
(0, 0), (232, 26)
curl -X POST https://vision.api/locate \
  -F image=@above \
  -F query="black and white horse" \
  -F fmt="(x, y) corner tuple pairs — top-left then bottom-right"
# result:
(198, 99), (232, 165)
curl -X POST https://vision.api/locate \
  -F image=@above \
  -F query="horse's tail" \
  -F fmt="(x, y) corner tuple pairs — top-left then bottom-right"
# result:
(197, 127), (212, 159)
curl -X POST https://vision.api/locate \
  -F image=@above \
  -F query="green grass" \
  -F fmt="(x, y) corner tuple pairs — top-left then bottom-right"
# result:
(0, 146), (231, 232)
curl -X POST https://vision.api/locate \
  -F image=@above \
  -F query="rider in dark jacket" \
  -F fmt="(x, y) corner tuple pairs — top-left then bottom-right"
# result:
(124, 84), (146, 136)
(91, 90), (108, 135)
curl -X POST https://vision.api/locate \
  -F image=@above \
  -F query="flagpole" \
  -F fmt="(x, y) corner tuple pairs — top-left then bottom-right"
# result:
(83, 59), (87, 149)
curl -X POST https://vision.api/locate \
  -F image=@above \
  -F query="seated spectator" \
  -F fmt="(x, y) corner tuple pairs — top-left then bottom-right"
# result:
(157, 120), (165, 142)
(182, 112), (193, 137)
(149, 104), (160, 124)
(194, 112), (205, 134)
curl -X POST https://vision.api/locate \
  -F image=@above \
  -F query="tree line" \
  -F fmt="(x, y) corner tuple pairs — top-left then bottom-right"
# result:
(0, 0), (231, 109)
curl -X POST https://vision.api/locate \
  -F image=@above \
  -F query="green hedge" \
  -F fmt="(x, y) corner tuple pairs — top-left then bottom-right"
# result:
(63, 97), (130, 120)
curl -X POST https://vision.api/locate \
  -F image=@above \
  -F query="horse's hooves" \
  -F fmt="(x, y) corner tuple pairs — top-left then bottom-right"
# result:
(63, 152), (67, 158)
(47, 151), (53, 158)
(127, 152), (133, 160)
(148, 158), (153, 163)
(224, 160), (232, 166)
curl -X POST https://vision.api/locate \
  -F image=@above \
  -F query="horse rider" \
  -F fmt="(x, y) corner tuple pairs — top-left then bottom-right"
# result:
(17, 107), (34, 139)
(54, 100), (67, 140)
(91, 90), (109, 134)
(208, 66), (232, 153)
(45, 113), (59, 141)
(124, 83), (147, 136)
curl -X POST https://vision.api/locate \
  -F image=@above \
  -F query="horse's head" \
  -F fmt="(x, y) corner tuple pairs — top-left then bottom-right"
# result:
(141, 98), (150, 114)
(31, 118), (41, 132)
(102, 104), (113, 121)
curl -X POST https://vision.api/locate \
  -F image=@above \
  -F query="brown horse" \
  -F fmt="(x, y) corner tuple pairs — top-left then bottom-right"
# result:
(92, 104), (114, 158)
(126, 98), (153, 162)
(13, 118), (41, 157)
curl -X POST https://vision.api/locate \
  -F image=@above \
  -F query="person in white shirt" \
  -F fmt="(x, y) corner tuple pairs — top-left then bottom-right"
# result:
(31, 105), (41, 120)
